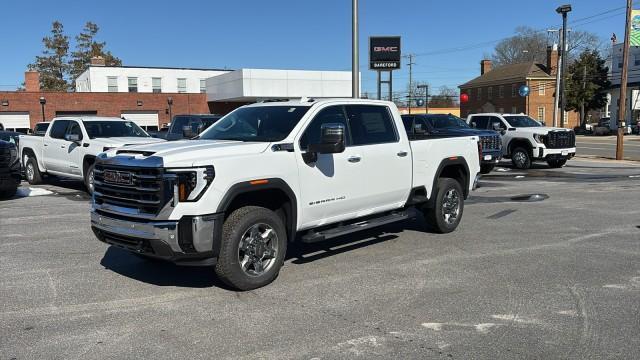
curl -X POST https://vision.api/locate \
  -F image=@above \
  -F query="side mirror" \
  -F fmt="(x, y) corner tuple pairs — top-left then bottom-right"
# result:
(492, 123), (501, 131)
(303, 123), (346, 163)
(195, 124), (205, 135)
(65, 134), (81, 143)
(182, 125), (194, 138)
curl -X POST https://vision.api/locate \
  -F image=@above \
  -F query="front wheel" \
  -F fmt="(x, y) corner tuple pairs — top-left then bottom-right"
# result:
(547, 159), (567, 168)
(480, 164), (495, 174)
(511, 147), (532, 169)
(424, 178), (464, 234)
(25, 157), (43, 185)
(84, 163), (95, 194)
(215, 206), (287, 291)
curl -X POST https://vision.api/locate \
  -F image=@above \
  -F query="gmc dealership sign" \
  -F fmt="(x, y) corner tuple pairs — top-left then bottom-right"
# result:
(369, 36), (401, 70)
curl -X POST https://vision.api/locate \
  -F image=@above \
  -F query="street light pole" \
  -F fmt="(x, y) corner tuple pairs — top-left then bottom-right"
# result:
(417, 84), (429, 114)
(556, 4), (571, 128)
(617, 0), (632, 160)
(39, 96), (46, 122)
(352, 0), (359, 99)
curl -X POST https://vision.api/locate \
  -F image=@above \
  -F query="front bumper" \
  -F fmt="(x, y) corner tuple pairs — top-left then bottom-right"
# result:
(535, 147), (576, 160)
(480, 150), (503, 164)
(91, 210), (223, 266)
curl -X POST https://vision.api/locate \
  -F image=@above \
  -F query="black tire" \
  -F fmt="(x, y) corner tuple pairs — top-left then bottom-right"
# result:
(25, 156), (43, 185)
(547, 159), (567, 168)
(480, 164), (495, 174)
(424, 178), (464, 234)
(84, 163), (95, 194)
(215, 206), (287, 291)
(511, 147), (532, 169)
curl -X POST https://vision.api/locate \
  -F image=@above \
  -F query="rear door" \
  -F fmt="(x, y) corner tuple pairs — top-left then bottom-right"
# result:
(345, 104), (411, 213)
(43, 120), (71, 173)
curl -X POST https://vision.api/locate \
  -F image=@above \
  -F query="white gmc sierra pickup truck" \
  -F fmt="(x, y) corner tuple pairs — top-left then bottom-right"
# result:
(20, 117), (165, 193)
(90, 99), (481, 290)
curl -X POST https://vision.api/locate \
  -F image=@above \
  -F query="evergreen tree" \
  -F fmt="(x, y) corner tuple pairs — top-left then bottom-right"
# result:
(565, 50), (611, 126)
(28, 21), (71, 91)
(69, 22), (122, 82)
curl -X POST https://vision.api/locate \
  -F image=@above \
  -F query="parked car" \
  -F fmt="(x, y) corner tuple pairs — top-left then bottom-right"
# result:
(19, 117), (165, 193)
(402, 113), (502, 174)
(32, 122), (51, 136)
(593, 117), (611, 136)
(468, 113), (575, 169)
(91, 99), (481, 290)
(158, 114), (223, 140)
(0, 137), (21, 199)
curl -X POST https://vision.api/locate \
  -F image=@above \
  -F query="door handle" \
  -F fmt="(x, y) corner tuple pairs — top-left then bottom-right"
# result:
(397, 151), (408, 157)
(61, 145), (66, 148)
(347, 155), (361, 163)
(44, 144), (48, 147)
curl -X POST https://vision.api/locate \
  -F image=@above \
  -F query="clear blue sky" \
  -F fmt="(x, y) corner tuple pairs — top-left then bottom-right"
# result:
(0, 0), (626, 96)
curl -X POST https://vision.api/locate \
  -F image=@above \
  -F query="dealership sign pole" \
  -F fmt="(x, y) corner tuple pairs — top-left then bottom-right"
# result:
(617, 0), (633, 160)
(352, 0), (359, 99)
(370, 36), (401, 101)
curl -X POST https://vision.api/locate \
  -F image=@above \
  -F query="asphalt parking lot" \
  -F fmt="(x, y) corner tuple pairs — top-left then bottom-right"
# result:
(1, 158), (639, 359)
(576, 135), (640, 161)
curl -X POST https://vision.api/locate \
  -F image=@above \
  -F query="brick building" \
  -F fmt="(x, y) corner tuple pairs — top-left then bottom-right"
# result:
(459, 46), (579, 128)
(0, 71), (208, 132)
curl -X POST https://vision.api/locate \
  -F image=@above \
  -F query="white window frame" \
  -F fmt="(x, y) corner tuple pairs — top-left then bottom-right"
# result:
(498, 85), (504, 98)
(538, 82), (545, 96)
(477, 87), (482, 99)
(199, 79), (206, 93)
(177, 78), (187, 93)
(537, 106), (545, 122)
(512, 106), (517, 114)
(487, 86), (493, 99)
(511, 84), (517, 97)
(127, 77), (138, 93)
(107, 76), (118, 92)
(152, 77), (162, 93)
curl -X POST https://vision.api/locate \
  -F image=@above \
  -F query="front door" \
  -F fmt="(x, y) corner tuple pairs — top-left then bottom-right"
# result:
(64, 120), (84, 176)
(295, 105), (366, 229)
(43, 120), (71, 173)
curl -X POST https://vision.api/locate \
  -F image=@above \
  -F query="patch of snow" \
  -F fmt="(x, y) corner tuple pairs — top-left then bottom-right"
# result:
(421, 323), (443, 331)
(15, 187), (54, 197)
(603, 284), (626, 289)
(495, 167), (511, 172)
(474, 323), (498, 333)
(515, 175), (525, 179)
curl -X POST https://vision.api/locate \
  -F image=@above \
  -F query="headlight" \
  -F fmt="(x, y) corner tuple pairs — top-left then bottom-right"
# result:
(533, 134), (545, 144)
(167, 166), (215, 205)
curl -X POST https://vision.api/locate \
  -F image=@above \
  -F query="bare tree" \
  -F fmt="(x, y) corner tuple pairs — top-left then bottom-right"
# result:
(491, 26), (601, 67)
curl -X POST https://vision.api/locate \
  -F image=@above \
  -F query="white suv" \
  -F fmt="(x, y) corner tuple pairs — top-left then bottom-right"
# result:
(467, 113), (576, 169)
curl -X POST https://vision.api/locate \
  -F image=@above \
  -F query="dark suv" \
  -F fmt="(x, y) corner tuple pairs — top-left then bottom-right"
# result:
(161, 114), (223, 140)
(402, 113), (503, 173)
(0, 132), (21, 199)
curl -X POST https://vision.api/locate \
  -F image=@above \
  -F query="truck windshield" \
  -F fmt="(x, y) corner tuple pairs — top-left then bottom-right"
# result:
(503, 115), (542, 128)
(84, 121), (150, 139)
(424, 114), (470, 129)
(199, 106), (310, 142)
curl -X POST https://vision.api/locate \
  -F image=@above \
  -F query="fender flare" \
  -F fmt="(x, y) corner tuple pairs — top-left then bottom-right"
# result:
(82, 154), (97, 177)
(426, 157), (470, 208)
(507, 138), (534, 155)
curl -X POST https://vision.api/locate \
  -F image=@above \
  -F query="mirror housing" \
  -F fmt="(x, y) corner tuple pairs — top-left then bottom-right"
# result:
(492, 123), (502, 131)
(182, 125), (194, 138)
(65, 133), (81, 143)
(303, 123), (346, 163)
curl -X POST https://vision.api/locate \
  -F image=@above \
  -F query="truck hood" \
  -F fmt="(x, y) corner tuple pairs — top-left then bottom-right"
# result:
(92, 137), (166, 147)
(110, 140), (271, 167)
(511, 127), (573, 135)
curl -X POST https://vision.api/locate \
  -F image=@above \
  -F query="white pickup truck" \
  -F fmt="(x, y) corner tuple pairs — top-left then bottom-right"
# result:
(90, 99), (481, 290)
(19, 117), (165, 193)
(467, 113), (576, 169)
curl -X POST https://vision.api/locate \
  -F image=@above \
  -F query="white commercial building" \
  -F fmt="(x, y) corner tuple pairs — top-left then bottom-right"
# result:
(75, 65), (229, 93)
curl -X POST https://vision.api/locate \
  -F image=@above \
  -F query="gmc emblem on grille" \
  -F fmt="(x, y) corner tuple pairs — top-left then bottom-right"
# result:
(103, 170), (134, 185)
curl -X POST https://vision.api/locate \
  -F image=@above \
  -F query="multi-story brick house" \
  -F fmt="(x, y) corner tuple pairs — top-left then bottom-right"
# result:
(459, 46), (579, 128)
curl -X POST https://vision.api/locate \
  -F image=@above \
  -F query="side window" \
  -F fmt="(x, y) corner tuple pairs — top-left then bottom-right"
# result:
(489, 117), (506, 130)
(49, 120), (70, 139)
(401, 116), (414, 134)
(300, 106), (350, 150)
(346, 105), (398, 146)
(472, 116), (489, 129)
(413, 117), (428, 134)
(171, 117), (190, 134)
(66, 121), (83, 140)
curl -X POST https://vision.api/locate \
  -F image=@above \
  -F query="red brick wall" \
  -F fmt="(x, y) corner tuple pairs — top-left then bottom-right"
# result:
(0, 91), (209, 128)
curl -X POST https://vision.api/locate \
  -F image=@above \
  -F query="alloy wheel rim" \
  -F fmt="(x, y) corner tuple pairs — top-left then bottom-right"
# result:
(514, 152), (526, 166)
(442, 188), (460, 225)
(238, 223), (278, 277)
(26, 163), (34, 181)
(88, 170), (94, 192)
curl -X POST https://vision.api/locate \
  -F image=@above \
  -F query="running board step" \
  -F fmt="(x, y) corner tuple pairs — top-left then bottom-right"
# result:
(301, 211), (410, 243)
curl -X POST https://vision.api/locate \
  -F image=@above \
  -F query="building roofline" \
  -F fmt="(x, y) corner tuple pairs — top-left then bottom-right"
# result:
(88, 65), (232, 72)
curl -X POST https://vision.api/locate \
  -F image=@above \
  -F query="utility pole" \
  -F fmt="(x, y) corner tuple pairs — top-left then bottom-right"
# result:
(556, 4), (571, 128)
(548, 29), (561, 128)
(617, 0), (632, 160)
(352, 0), (359, 99)
(581, 65), (587, 128)
(405, 54), (415, 114)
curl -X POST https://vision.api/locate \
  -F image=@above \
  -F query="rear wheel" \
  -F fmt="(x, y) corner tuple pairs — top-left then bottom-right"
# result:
(215, 206), (287, 290)
(25, 157), (43, 185)
(424, 178), (464, 234)
(511, 147), (532, 169)
(480, 164), (495, 174)
(547, 159), (567, 168)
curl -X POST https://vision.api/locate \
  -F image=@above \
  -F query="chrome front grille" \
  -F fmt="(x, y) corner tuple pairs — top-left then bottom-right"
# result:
(545, 131), (575, 149)
(93, 164), (170, 217)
